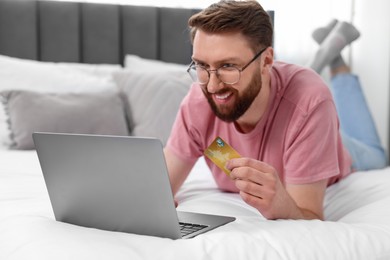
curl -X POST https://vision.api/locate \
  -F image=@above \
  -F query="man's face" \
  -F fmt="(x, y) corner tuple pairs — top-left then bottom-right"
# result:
(202, 68), (262, 122)
(191, 30), (263, 122)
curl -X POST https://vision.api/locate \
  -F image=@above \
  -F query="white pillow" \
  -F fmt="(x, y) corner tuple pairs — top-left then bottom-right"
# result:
(124, 54), (189, 73)
(113, 70), (191, 145)
(0, 54), (123, 149)
(0, 54), (121, 93)
(55, 62), (122, 78)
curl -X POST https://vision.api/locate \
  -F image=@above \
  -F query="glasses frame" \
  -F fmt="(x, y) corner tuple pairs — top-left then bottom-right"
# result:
(187, 46), (268, 85)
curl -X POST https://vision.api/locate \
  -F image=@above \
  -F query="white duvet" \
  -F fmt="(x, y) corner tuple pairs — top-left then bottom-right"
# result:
(1, 150), (390, 260)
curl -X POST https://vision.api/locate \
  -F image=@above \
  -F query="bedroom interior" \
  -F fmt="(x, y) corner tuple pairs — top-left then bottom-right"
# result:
(0, 0), (390, 259)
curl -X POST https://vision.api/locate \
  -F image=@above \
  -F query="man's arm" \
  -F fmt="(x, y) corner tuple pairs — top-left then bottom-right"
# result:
(227, 157), (328, 220)
(285, 181), (327, 220)
(164, 148), (195, 195)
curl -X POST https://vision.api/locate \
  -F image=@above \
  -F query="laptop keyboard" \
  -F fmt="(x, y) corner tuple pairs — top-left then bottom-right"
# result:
(179, 222), (208, 236)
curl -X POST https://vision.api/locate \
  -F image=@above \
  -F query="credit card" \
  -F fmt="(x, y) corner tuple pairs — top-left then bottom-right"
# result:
(204, 136), (241, 176)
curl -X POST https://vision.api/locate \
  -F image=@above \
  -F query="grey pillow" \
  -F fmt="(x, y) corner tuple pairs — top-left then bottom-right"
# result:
(1, 90), (129, 150)
(113, 70), (191, 146)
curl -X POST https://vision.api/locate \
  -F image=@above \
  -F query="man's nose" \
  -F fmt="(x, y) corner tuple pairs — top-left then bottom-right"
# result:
(206, 71), (223, 93)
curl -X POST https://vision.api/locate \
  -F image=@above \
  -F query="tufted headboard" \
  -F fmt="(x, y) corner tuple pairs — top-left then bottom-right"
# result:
(0, 0), (274, 66)
(0, 0), (201, 65)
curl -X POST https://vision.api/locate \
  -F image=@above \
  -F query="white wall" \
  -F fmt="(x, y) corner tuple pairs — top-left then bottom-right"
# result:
(352, 0), (390, 155)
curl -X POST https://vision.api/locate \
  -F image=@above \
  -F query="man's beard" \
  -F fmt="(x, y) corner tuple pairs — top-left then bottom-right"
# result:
(202, 71), (262, 122)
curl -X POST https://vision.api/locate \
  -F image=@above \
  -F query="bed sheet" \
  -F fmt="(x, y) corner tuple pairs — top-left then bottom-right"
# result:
(1, 150), (390, 260)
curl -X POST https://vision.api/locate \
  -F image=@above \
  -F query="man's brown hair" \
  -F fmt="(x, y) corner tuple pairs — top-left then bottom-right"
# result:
(188, 0), (273, 52)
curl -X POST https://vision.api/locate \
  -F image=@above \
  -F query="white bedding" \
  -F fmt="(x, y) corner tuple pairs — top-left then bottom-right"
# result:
(1, 150), (390, 260)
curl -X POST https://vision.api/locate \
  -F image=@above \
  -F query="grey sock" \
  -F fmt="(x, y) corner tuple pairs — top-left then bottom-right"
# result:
(309, 21), (360, 73)
(312, 19), (338, 43)
(312, 20), (347, 71)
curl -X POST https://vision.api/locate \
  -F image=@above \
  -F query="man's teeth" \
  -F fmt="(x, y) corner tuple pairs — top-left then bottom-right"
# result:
(216, 92), (231, 99)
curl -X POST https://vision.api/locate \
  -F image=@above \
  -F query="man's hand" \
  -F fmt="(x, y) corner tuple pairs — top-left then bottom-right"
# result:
(226, 157), (325, 220)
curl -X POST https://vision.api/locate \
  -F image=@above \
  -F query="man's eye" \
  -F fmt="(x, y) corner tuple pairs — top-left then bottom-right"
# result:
(221, 64), (235, 68)
(220, 64), (237, 70)
(195, 62), (208, 68)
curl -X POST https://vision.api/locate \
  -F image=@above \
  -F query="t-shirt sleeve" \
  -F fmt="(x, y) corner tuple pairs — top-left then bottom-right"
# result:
(283, 99), (343, 184)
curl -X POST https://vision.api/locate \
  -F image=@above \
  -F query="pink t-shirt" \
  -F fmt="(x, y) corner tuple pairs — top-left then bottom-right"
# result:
(166, 61), (352, 192)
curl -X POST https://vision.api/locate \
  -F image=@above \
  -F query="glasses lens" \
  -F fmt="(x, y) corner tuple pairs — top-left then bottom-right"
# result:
(187, 65), (241, 85)
(217, 67), (240, 85)
(188, 65), (209, 84)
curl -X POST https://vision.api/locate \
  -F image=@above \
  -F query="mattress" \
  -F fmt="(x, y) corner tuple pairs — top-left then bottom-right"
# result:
(1, 150), (390, 260)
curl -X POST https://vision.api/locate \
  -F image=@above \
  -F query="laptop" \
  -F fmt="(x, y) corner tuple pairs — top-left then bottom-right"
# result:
(33, 132), (235, 239)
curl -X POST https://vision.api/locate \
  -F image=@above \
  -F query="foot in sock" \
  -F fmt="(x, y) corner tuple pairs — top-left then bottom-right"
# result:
(309, 21), (360, 73)
(312, 19), (338, 43)
(312, 19), (346, 71)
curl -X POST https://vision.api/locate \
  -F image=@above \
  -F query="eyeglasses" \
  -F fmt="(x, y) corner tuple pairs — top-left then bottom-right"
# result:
(187, 47), (267, 85)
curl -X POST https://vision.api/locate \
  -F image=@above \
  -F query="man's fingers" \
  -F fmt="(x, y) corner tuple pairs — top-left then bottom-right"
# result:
(226, 157), (274, 173)
(235, 179), (264, 198)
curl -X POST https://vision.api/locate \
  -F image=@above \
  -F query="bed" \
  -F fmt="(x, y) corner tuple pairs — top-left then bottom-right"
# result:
(1, 1), (390, 259)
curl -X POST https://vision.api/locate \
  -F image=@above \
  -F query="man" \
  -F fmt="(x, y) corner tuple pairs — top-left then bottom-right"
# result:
(164, 0), (352, 220)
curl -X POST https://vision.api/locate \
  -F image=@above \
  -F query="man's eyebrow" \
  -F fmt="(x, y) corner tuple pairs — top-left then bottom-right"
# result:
(191, 56), (242, 65)
(191, 57), (203, 63)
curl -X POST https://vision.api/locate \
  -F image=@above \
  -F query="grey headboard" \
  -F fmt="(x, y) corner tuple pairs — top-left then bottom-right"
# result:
(0, 0), (274, 65)
(0, 0), (200, 65)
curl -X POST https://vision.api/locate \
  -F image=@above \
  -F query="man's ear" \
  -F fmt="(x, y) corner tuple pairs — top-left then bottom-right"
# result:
(261, 47), (274, 74)
(262, 47), (274, 69)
